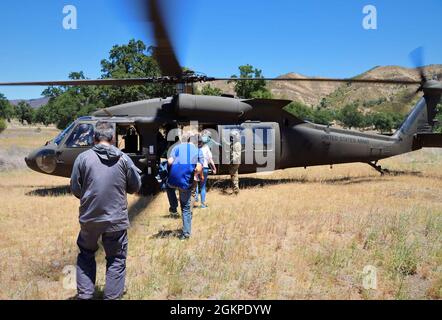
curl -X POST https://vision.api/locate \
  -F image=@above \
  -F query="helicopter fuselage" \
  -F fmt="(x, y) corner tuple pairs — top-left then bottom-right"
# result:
(24, 92), (441, 194)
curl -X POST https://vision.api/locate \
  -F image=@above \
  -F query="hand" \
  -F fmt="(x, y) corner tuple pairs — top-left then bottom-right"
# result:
(212, 168), (217, 174)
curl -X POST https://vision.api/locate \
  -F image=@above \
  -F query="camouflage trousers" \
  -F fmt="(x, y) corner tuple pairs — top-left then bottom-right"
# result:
(229, 164), (240, 194)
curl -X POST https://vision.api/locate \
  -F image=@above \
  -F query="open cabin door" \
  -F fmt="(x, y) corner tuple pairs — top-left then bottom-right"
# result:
(115, 122), (145, 172)
(217, 122), (281, 175)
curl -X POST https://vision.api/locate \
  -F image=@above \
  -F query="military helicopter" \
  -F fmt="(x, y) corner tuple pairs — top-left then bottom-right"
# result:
(1, 0), (441, 194)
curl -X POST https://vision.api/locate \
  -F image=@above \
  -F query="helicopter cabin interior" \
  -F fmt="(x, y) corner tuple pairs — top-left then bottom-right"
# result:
(116, 123), (142, 155)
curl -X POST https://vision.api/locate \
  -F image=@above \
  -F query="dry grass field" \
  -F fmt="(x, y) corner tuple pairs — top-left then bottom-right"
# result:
(0, 125), (441, 300)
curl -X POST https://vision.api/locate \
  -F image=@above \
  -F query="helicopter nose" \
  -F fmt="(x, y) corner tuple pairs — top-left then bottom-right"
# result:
(25, 148), (57, 174)
(25, 150), (40, 172)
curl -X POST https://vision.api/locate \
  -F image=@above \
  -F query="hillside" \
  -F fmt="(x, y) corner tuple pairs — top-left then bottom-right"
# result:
(321, 65), (442, 114)
(194, 73), (340, 106)
(268, 73), (341, 106)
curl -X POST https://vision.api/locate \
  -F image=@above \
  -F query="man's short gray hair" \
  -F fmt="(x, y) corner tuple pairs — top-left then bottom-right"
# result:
(94, 121), (115, 142)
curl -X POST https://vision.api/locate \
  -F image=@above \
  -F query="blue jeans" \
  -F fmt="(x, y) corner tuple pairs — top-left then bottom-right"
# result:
(167, 184), (193, 237)
(195, 168), (209, 204)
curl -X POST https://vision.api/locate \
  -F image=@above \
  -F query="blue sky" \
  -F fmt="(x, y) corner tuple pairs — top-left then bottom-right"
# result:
(0, 0), (441, 99)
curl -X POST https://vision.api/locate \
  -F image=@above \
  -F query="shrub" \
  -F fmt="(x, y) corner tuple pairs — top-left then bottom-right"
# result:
(369, 112), (394, 133)
(284, 102), (314, 121)
(199, 84), (223, 96)
(434, 103), (442, 133)
(313, 108), (335, 125)
(0, 118), (6, 133)
(338, 103), (364, 129)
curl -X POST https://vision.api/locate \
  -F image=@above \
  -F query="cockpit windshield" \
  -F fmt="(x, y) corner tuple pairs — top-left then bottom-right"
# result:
(53, 122), (76, 145)
(65, 123), (94, 147)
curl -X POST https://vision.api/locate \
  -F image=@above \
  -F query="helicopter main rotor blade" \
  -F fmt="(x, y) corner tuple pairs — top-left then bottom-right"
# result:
(409, 46), (427, 83)
(0, 78), (168, 86)
(0, 76), (423, 87)
(212, 77), (422, 85)
(143, 0), (183, 78)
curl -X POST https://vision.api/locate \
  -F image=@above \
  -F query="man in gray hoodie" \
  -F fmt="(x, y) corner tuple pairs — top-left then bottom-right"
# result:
(70, 121), (142, 300)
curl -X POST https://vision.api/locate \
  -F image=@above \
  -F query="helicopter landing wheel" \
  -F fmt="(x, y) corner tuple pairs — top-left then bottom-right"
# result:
(367, 161), (390, 176)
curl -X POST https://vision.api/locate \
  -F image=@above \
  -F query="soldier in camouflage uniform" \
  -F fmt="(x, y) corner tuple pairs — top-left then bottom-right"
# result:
(229, 130), (241, 195)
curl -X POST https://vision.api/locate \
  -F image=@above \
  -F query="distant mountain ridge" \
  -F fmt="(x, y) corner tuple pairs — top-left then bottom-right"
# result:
(9, 97), (49, 109)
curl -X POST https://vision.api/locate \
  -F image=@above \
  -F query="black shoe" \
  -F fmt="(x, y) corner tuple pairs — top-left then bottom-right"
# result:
(179, 234), (190, 241)
(169, 208), (179, 218)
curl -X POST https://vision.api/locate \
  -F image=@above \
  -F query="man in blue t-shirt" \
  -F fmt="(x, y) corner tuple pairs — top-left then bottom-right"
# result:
(167, 135), (203, 240)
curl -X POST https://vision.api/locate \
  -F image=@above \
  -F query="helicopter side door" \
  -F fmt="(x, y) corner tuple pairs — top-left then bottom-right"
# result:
(217, 122), (281, 174)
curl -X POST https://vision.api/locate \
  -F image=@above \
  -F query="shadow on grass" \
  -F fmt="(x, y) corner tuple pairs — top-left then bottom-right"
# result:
(161, 214), (181, 219)
(151, 229), (182, 239)
(128, 194), (158, 222)
(207, 175), (388, 191)
(207, 177), (308, 191)
(22, 169), (429, 198)
(386, 170), (423, 177)
(321, 176), (389, 185)
(26, 185), (71, 197)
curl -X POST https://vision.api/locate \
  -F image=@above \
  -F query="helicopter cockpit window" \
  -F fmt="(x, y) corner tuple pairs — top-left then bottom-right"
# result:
(65, 123), (95, 148)
(53, 122), (76, 145)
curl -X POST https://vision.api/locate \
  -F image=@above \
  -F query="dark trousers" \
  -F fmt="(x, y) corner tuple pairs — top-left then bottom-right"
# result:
(76, 228), (128, 300)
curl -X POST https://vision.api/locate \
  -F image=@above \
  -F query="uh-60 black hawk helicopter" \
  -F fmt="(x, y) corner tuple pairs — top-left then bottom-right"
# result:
(1, 0), (441, 195)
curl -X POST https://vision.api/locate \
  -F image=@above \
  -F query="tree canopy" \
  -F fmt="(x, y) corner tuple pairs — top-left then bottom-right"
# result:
(337, 103), (365, 129)
(38, 72), (104, 129)
(99, 39), (174, 106)
(197, 84), (223, 96)
(284, 99), (405, 133)
(229, 64), (272, 99)
(14, 101), (34, 125)
(0, 93), (14, 121)
(36, 39), (175, 129)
